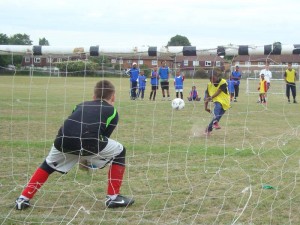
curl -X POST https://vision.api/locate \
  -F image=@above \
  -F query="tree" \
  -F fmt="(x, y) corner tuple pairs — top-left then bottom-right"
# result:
(167, 35), (191, 46)
(0, 33), (9, 44)
(39, 37), (50, 46)
(8, 33), (32, 45)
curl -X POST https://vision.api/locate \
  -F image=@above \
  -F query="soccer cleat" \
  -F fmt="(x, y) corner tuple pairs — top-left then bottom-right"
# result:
(293, 100), (297, 104)
(15, 198), (30, 210)
(213, 122), (221, 129)
(234, 98), (237, 102)
(105, 195), (134, 208)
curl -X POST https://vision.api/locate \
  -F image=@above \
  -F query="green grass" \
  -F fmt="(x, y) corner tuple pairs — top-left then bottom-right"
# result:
(0, 75), (300, 224)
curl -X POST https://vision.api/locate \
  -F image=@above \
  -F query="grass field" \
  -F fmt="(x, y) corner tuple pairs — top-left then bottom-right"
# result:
(0, 75), (300, 224)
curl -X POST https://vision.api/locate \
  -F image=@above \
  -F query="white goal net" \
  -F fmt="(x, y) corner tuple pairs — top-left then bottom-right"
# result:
(1, 47), (300, 224)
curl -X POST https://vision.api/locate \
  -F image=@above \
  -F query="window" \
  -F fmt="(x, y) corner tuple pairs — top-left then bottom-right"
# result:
(245, 61), (251, 66)
(111, 59), (116, 64)
(57, 58), (62, 62)
(127, 60), (132, 64)
(46, 58), (53, 64)
(205, 61), (211, 67)
(25, 57), (30, 63)
(152, 60), (158, 66)
(184, 60), (188, 66)
(216, 61), (221, 67)
(193, 61), (199, 66)
(119, 59), (123, 64)
(138, 60), (143, 65)
(258, 62), (264, 65)
(34, 57), (41, 63)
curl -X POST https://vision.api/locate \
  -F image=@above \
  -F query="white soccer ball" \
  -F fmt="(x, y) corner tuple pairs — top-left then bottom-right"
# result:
(171, 98), (185, 110)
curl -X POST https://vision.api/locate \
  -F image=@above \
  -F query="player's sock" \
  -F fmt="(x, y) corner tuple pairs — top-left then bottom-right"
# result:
(21, 167), (50, 199)
(180, 92), (183, 99)
(107, 164), (125, 195)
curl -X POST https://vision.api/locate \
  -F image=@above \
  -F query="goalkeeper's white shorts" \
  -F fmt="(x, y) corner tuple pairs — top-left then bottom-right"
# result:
(45, 138), (123, 173)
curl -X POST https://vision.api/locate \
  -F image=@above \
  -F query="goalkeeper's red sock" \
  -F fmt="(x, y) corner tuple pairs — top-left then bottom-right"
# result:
(107, 164), (125, 196)
(21, 167), (50, 199)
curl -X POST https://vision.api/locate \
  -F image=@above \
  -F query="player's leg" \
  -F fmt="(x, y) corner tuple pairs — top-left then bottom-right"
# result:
(131, 81), (137, 99)
(176, 89), (179, 98)
(212, 102), (225, 129)
(291, 83), (297, 103)
(16, 145), (78, 210)
(141, 89), (145, 99)
(94, 139), (134, 208)
(234, 85), (238, 101)
(161, 82), (165, 99)
(286, 83), (291, 102)
(166, 82), (171, 100)
(153, 86), (157, 100)
(180, 91), (183, 99)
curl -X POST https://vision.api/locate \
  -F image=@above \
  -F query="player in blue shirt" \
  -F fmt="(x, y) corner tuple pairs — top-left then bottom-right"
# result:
(187, 86), (201, 101)
(230, 65), (242, 102)
(137, 70), (147, 100)
(129, 62), (140, 100)
(149, 68), (159, 101)
(158, 61), (171, 100)
(174, 70), (184, 99)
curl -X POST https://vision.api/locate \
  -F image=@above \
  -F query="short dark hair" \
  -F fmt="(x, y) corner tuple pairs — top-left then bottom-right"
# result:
(94, 80), (115, 100)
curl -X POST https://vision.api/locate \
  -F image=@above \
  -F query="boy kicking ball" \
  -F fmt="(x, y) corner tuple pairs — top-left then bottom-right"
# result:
(204, 71), (230, 135)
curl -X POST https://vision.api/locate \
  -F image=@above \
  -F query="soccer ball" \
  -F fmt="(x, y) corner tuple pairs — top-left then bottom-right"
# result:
(171, 98), (185, 110)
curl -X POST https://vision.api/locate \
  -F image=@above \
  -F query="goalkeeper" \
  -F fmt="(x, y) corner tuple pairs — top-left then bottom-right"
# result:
(15, 80), (134, 210)
(204, 71), (230, 135)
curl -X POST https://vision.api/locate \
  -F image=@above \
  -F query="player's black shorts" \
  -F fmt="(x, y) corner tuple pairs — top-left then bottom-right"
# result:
(151, 85), (158, 91)
(161, 81), (169, 90)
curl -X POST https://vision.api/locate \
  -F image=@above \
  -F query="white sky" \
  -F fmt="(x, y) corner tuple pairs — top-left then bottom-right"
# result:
(1, 0), (300, 49)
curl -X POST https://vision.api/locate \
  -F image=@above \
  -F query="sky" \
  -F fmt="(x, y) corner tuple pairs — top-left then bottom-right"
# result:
(1, 0), (300, 50)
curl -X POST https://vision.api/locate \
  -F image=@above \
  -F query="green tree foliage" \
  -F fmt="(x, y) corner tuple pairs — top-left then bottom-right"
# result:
(39, 37), (50, 46)
(0, 33), (9, 44)
(167, 35), (191, 46)
(0, 33), (33, 67)
(9, 33), (32, 45)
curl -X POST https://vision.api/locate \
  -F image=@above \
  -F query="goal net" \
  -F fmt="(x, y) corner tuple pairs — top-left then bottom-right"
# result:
(1, 46), (300, 224)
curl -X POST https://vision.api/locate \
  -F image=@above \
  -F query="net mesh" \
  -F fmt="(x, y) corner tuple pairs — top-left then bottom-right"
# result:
(0, 51), (300, 224)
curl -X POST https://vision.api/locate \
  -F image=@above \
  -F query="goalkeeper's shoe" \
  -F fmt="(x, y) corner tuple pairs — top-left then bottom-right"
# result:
(15, 198), (30, 210)
(105, 195), (134, 208)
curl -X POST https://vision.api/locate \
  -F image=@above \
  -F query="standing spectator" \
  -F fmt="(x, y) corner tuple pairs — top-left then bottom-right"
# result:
(149, 68), (159, 101)
(174, 70), (184, 99)
(284, 62), (297, 103)
(257, 74), (267, 104)
(230, 65), (242, 102)
(204, 71), (230, 135)
(187, 86), (201, 101)
(129, 62), (139, 100)
(15, 80), (134, 210)
(158, 60), (171, 100)
(137, 70), (147, 100)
